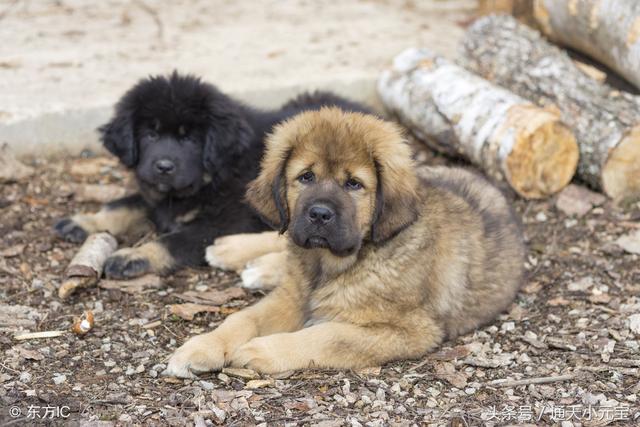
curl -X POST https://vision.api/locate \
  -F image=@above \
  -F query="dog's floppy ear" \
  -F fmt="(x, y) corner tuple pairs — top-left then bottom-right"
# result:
(203, 102), (255, 184)
(370, 132), (420, 243)
(245, 136), (292, 233)
(99, 110), (137, 167)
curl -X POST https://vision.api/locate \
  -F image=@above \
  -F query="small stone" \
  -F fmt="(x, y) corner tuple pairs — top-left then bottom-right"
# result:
(501, 321), (515, 332)
(199, 380), (214, 390)
(119, 413), (132, 423)
(535, 212), (547, 222)
(629, 314), (640, 335)
(19, 372), (32, 383)
(53, 374), (66, 385)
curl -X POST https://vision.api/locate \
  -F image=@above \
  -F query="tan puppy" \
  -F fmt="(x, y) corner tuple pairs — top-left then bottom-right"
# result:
(164, 108), (525, 377)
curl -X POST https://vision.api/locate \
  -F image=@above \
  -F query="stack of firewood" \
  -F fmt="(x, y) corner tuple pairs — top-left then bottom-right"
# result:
(378, 0), (640, 201)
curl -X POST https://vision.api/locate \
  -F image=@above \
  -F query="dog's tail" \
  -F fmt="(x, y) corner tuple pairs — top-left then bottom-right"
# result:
(281, 91), (374, 115)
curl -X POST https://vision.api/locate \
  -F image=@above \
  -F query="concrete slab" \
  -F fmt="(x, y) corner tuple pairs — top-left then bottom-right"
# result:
(0, 0), (476, 158)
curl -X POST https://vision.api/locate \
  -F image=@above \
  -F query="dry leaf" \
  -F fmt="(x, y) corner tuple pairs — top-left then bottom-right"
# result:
(0, 244), (25, 258)
(170, 303), (219, 321)
(99, 274), (163, 293)
(555, 184), (605, 217)
(433, 361), (467, 388)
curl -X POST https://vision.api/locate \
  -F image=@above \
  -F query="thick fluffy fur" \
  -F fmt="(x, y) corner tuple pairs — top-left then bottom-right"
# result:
(164, 108), (525, 377)
(54, 73), (369, 279)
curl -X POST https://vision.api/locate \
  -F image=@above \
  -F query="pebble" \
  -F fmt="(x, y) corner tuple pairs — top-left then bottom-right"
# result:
(19, 372), (32, 383)
(199, 380), (214, 390)
(53, 374), (66, 385)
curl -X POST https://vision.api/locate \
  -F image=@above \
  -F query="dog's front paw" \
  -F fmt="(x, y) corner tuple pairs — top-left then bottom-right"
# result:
(206, 235), (253, 271)
(240, 254), (283, 290)
(53, 218), (89, 243)
(104, 248), (150, 279)
(163, 333), (227, 378)
(231, 336), (289, 374)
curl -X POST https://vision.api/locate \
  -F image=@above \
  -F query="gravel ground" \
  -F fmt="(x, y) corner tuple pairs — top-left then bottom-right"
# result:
(1, 144), (639, 426)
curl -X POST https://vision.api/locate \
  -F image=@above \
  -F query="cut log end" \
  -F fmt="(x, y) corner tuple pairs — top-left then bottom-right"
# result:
(602, 126), (640, 200)
(503, 108), (579, 199)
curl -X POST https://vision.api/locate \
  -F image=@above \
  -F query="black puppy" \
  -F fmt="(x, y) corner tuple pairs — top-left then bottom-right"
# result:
(54, 72), (369, 279)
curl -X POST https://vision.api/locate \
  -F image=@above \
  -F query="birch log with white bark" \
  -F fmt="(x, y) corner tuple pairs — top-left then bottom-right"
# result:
(463, 15), (640, 200)
(378, 48), (578, 199)
(531, 0), (640, 90)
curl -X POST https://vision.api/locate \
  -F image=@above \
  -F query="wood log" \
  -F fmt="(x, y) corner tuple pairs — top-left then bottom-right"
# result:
(378, 48), (578, 199)
(529, 0), (640, 90)
(58, 232), (117, 299)
(462, 15), (640, 200)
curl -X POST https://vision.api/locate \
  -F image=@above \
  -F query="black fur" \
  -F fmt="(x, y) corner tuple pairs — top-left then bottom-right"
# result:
(56, 71), (371, 276)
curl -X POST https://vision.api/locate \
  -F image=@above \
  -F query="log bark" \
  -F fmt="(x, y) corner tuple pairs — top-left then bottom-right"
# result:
(58, 232), (117, 299)
(463, 15), (640, 200)
(530, 0), (640, 90)
(378, 48), (578, 199)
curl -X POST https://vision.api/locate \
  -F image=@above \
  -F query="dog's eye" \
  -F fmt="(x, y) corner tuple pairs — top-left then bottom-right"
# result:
(298, 171), (315, 184)
(345, 178), (363, 190)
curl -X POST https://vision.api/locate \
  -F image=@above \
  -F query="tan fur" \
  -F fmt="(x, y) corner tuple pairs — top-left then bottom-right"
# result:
(165, 109), (525, 377)
(110, 241), (175, 274)
(205, 231), (287, 272)
(71, 206), (147, 237)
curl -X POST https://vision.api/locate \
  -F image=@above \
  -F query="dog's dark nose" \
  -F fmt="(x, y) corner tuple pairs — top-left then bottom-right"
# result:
(307, 204), (335, 225)
(154, 159), (175, 175)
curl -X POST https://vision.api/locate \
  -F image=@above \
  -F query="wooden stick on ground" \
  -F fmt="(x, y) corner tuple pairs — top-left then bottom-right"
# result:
(463, 15), (640, 200)
(378, 47), (578, 199)
(486, 373), (577, 387)
(530, 0), (640, 90)
(58, 232), (117, 299)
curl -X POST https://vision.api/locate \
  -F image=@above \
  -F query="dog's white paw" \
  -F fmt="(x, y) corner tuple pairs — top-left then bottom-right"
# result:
(240, 264), (267, 290)
(162, 333), (226, 378)
(239, 253), (282, 291)
(205, 244), (232, 270)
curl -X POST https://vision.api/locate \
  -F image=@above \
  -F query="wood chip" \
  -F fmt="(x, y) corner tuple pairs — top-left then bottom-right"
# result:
(14, 330), (67, 340)
(99, 274), (163, 294)
(174, 287), (246, 306)
(221, 368), (259, 380)
(169, 303), (220, 321)
(245, 379), (274, 389)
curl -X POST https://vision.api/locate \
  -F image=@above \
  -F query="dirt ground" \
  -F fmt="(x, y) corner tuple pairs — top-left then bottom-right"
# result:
(0, 141), (639, 426)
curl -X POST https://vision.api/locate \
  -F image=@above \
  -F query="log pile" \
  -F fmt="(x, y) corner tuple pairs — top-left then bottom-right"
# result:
(462, 15), (640, 200)
(526, 0), (640, 90)
(378, 48), (578, 199)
